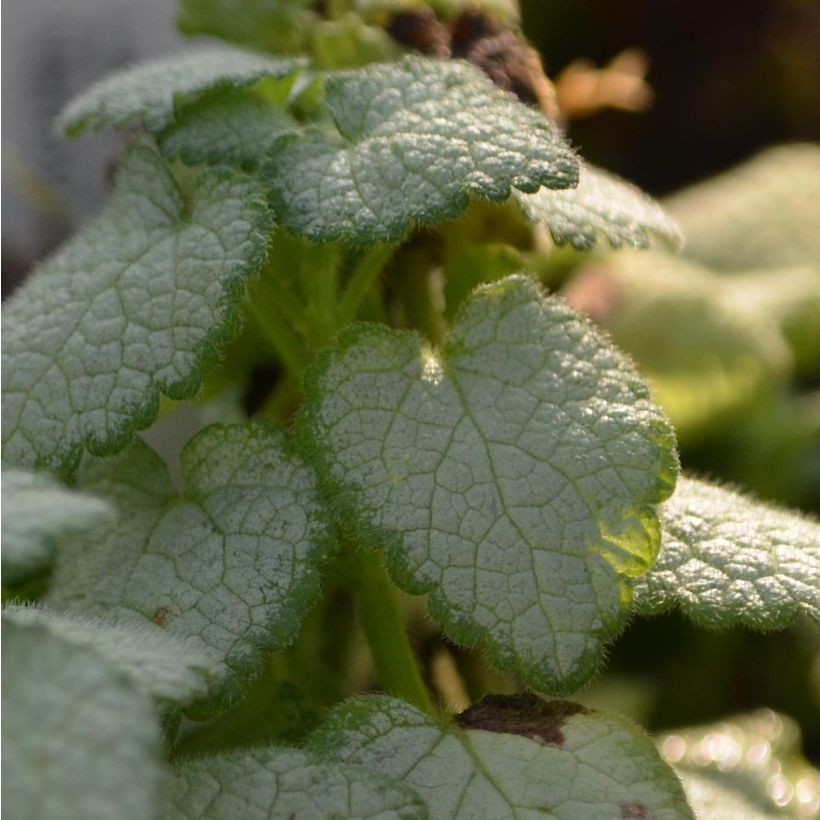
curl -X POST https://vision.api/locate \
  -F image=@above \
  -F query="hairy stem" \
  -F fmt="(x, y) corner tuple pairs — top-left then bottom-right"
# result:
(345, 544), (434, 715)
(338, 243), (394, 326)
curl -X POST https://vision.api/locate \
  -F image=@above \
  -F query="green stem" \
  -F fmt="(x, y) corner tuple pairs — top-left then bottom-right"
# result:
(345, 545), (434, 714)
(338, 243), (394, 326)
(305, 243), (339, 347)
(248, 296), (309, 376)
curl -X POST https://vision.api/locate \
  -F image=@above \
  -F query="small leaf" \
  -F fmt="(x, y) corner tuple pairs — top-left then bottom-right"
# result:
(1, 469), (113, 585)
(658, 710), (820, 818)
(633, 477), (820, 628)
(515, 163), (682, 251)
(310, 694), (694, 819)
(177, 0), (316, 55)
(665, 143), (820, 271)
(159, 87), (299, 170)
(263, 55), (578, 243)
(2, 619), (163, 820)
(167, 746), (427, 819)
(47, 421), (334, 698)
(59, 46), (304, 135)
(301, 274), (677, 693)
(3, 604), (222, 708)
(1, 144), (272, 475)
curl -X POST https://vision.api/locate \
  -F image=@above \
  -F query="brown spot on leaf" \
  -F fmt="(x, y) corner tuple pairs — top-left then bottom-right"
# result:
(152, 607), (172, 627)
(456, 694), (588, 746)
(621, 803), (649, 819)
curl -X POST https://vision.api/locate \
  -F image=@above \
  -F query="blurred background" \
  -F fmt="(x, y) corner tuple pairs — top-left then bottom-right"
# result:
(3, 0), (819, 782)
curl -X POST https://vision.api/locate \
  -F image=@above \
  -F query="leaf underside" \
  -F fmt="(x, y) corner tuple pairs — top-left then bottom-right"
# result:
(2, 619), (163, 820)
(263, 55), (579, 243)
(310, 694), (694, 819)
(58, 46), (304, 135)
(1, 144), (272, 476)
(301, 274), (677, 693)
(167, 746), (427, 820)
(515, 163), (682, 251)
(46, 421), (334, 701)
(634, 477), (820, 628)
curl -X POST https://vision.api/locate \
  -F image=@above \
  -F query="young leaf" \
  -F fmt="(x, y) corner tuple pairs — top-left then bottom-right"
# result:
(515, 163), (682, 251)
(2, 619), (163, 820)
(167, 747), (427, 819)
(310, 694), (694, 819)
(263, 55), (579, 243)
(158, 88), (299, 170)
(58, 47), (304, 135)
(633, 477), (820, 629)
(47, 421), (335, 696)
(1, 144), (272, 475)
(1, 469), (113, 585)
(301, 275), (677, 693)
(3, 605), (222, 708)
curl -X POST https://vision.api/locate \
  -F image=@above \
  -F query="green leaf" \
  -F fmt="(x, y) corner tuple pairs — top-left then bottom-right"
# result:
(167, 746), (428, 819)
(158, 87), (298, 170)
(515, 163), (682, 251)
(301, 275), (677, 693)
(263, 55), (578, 243)
(47, 421), (335, 698)
(633, 477), (820, 629)
(177, 0), (316, 55)
(310, 694), (694, 819)
(2, 619), (163, 820)
(3, 604), (222, 708)
(665, 143), (820, 271)
(1, 469), (113, 585)
(59, 46), (304, 136)
(1, 144), (272, 475)
(659, 711), (820, 818)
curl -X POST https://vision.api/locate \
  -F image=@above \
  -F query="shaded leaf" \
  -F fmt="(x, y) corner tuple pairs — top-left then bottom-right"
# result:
(2, 619), (163, 820)
(1, 144), (272, 475)
(310, 694), (693, 819)
(167, 746), (427, 819)
(263, 55), (578, 243)
(301, 275), (677, 693)
(48, 422), (334, 699)
(634, 477), (820, 628)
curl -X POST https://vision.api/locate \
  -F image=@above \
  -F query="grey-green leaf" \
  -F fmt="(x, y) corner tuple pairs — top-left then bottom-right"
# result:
(47, 421), (334, 698)
(1, 144), (272, 475)
(665, 143), (820, 271)
(263, 55), (578, 243)
(2, 619), (164, 820)
(301, 275), (677, 693)
(167, 747), (427, 819)
(1, 469), (113, 585)
(3, 605), (222, 708)
(159, 88), (299, 170)
(633, 477), (820, 628)
(310, 694), (693, 819)
(515, 163), (682, 251)
(59, 46), (304, 135)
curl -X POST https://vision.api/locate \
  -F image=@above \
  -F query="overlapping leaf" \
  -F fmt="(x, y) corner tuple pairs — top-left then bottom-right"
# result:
(515, 163), (682, 251)
(1, 145), (272, 475)
(167, 747), (427, 819)
(301, 275), (677, 693)
(47, 422), (334, 697)
(59, 46), (304, 135)
(310, 694), (693, 819)
(634, 477), (820, 628)
(3, 605), (222, 708)
(263, 55), (579, 243)
(2, 619), (163, 820)
(1, 469), (113, 585)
